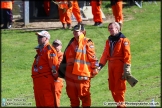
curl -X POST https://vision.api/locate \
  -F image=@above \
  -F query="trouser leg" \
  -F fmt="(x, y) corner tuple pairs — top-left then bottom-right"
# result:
(78, 79), (91, 107)
(108, 60), (126, 107)
(66, 78), (80, 107)
(33, 76), (55, 107)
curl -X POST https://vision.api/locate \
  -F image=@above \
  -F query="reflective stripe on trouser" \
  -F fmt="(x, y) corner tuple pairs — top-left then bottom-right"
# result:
(65, 74), (91, 107)
(33, 75), (56, 107)
(108, 59), (126, 104)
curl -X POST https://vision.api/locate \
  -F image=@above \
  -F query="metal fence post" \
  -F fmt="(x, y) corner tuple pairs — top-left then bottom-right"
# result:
(24, 1), (29, 25)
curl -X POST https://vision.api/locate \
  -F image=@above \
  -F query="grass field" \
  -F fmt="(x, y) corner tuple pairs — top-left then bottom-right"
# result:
(1, 1), (161, 107)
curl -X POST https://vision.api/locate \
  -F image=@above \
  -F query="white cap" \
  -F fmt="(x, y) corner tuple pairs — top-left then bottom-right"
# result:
(36, 30), (50, 39)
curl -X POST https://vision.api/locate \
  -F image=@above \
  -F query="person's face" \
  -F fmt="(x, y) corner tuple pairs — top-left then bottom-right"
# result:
(52, 43), (62, 52)
(108, 24), (119, 36)
(73, 30), (82, 41)
(37, 35), (47, 45)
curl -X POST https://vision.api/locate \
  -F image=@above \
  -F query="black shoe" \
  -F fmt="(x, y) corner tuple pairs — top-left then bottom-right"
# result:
(61, 27), (65, 30)
(97, 22), (103, 27)
(1, 25), (12, 29)
(78, 22), (82, 25)
(93, 22), (98, 26)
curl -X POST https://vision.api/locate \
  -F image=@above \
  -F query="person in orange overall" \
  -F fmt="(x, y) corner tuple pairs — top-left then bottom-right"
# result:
(44, 0), (50, 16)
(110, 0), (123, 29)
(1, 0), (14, 29)
(58, 24), (99, 107)
(56, 0), (73, 29)
(98, 22), (131, 107)
(31, 30), (59, 107)
(90, 0), (103, 26)
(52, 39), (64, 107)
(71, 0), (82, 25)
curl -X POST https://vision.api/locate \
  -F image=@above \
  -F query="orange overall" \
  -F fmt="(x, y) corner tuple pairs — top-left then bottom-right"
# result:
(60, 34), (98, 107)
(90, 0), (103, 23)
(72, 0), (82, 24)
(31, 43), (59, 107)
(44, 0), (50, 16)
(100, 33), (131, 107)
(111, 0), (123, 23)
(57, 0), (72, 25)
(54, 52), (64, 107)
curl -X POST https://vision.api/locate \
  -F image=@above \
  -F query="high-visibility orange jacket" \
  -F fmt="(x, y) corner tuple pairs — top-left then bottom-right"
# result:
(58, 34), (98, 78)
(72, 34), (98, 77)
(1, 0), (13, 10)
(32, 43), (59, 79)
(66, 34), (98, 77)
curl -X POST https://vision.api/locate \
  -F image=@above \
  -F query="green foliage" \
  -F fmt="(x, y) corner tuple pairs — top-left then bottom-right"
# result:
(1, 1), (161, 107)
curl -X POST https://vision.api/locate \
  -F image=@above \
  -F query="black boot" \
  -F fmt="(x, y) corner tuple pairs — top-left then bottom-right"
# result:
(93, 22), (98, 26)
(78, 21), (82, 25)
(67, 23), (72, 29)
(97, 22), (103, 27)
(61, 23), (66, 29)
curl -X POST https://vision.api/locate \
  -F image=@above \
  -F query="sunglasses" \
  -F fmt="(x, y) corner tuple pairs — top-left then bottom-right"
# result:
(38, 35), (45, 38)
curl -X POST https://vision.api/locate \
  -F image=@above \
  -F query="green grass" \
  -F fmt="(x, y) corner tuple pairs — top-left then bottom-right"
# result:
(1, 1), (161, 107)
